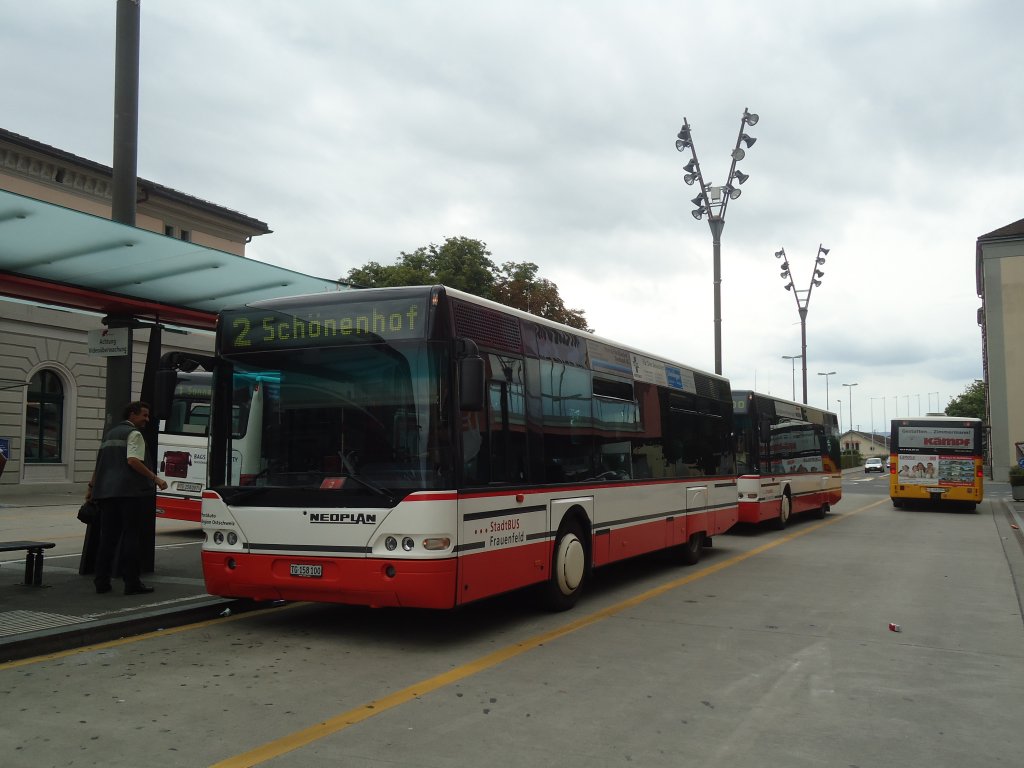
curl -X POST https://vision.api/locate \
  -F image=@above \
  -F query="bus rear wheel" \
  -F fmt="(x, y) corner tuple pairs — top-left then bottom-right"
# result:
(542, 523), (588, 612)
(679, 531), (704, 566)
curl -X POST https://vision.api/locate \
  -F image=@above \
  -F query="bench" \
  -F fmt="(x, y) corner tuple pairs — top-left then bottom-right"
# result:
(0, 540), (56, 586)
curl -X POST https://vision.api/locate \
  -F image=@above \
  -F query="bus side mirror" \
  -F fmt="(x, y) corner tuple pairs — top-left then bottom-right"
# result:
(155, 369), (178, 421)
(759, 418), (772, 445)
(458, 356), (485, 412)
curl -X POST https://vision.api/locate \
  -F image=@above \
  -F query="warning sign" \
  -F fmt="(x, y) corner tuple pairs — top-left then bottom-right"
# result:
(87, 327), (130, 357)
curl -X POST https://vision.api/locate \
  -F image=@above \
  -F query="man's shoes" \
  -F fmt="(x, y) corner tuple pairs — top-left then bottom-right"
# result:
(124, 584), (155, 595)
(95, 581), (112, 594)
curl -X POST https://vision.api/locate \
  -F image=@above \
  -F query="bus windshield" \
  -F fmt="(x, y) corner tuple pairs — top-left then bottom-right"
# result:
(220, 340), (452, 498)
(162, 373), (212, 437)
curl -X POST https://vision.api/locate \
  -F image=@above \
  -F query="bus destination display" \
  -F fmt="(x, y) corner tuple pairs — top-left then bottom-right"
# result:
(223, 297), (428, 352)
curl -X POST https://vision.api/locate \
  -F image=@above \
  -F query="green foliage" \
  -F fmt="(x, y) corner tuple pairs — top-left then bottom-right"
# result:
(345, 237), (494, 295)
(345, 236), (590, 330)
(945, 380), (986, 420)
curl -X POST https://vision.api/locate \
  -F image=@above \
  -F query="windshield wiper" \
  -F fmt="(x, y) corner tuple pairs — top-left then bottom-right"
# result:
(339, 451), (394, 500)
(340, 471), (393, 500)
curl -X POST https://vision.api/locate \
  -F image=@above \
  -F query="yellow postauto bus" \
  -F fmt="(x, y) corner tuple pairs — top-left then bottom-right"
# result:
(890, 416), (983, 510)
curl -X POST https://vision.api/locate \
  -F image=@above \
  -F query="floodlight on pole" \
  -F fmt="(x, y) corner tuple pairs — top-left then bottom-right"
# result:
(674, 107), (759, 375)
(775, 244), (830, 403)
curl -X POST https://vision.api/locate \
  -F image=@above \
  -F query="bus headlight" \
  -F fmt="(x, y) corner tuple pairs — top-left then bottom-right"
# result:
(213, 531), (225, 545)
(227, 532), (238, 546)
(402, 537), (415, 551)
(385, 536), (398, 551)
(422, 537), (451, 551)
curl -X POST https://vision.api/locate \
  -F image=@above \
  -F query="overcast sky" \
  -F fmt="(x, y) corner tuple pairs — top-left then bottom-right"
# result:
(5, 0), (1021, 432)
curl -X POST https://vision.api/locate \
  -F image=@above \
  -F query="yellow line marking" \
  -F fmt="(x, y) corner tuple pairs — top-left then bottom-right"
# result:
(0, 603), (297, 672)
(211, 499), (886, 767)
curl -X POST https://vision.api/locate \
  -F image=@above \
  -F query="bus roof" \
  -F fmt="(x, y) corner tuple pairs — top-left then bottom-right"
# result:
(224, 283), (730, 392)
(732, 389), (838, 419)
(892, 416), (982, 424)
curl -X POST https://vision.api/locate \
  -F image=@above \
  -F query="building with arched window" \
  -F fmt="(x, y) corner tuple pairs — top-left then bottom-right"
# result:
(0, 128), (270, 493)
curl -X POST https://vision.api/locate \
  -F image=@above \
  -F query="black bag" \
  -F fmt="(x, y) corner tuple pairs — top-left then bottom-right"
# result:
(77, 500), (99, 524)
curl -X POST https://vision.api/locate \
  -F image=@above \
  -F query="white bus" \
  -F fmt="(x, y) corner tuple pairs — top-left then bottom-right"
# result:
(159, 285), (741, 610)
(156, 370), (268, 521)
(732, 390), (842, 528)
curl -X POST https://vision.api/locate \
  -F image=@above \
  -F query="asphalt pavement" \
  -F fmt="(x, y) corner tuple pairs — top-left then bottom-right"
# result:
(2, 471), (1021, 665)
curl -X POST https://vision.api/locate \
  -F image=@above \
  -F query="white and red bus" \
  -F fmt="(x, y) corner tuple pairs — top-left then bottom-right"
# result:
(890, 416), (984, 510)
(732, 390), (842, 528)
(160, 285), (740, 610)
(156, 372), (212, 522)
(156, 370), (267, 521)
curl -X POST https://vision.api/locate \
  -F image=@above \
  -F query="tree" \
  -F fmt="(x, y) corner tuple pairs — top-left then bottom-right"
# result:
(346, 237), (494, 295)
(345, 237), (589, 330)
(945, 379), (986, 420)
(493, 261), (590, 330)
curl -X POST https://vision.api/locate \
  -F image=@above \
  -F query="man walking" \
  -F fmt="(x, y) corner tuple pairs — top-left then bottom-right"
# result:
(86, 401), (168, 595)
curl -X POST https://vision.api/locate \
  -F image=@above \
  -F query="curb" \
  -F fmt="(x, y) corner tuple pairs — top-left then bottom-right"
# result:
(0, 596), (260, 663)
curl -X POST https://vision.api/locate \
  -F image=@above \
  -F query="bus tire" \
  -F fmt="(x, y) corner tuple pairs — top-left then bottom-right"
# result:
(773, 492), (792, 530)
(814, 503), (828, 520)
(892, 498), (903, 509)
(542, 522), (588, 612)
(679, 531), (704, 566)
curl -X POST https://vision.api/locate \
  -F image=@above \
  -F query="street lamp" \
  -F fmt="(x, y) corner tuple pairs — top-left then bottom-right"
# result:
(929, 391), (940, 413)
(782, 355), (802, 401)
(776, 243), (830, 403)
(675, 107), (759, 375)
(818, 371), (836, 409)
(836, 399), (844, 435)
(870, 395), (887, 434)
(843, 383), (858, 436)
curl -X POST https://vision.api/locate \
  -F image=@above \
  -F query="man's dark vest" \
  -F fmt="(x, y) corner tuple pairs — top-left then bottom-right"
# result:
(92, 421), (153, 499)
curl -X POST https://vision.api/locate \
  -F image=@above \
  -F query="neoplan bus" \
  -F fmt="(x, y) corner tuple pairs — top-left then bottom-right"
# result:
(732, 390), (842, 528)
(158, 285), (740, 610)
(890, 416), (984, 509)
(156, 370), (268, 522)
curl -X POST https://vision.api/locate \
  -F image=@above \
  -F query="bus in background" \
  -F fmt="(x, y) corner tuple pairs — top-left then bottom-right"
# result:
(890, 416), (984, 509)
(160, 285), (740, 611)
(156, 370), (269, 521)
(156, 372), (212, 522)
(732, 390), (842, 529)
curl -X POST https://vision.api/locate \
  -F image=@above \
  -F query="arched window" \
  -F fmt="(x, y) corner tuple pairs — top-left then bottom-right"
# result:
(25, 370), (64, 463)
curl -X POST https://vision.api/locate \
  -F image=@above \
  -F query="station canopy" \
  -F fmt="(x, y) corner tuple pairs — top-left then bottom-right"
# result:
(0, 188), (348, 331)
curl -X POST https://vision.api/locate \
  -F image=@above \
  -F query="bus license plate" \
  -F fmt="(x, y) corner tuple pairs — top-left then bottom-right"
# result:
(927, 487), (945, 494)
(290, 564), (322, 578)
(177, 482), (203, 492)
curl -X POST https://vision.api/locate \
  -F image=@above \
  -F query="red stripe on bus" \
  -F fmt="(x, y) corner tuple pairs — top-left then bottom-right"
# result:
(156, 494), (202, 523)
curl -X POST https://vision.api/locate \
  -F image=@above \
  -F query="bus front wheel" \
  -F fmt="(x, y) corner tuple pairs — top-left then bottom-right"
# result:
(542, 523), (588, 612)
(773, 493), (792, 530)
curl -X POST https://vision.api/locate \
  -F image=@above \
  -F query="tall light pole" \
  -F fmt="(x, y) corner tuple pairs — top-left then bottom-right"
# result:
(843, 383), (859, 436)
(837, 399), (844, 436)
(775, 244), (829, 403)
(929, 391), (940, 413)
(871, 395), (887, 438)
(782, 355), (802, 401)
(675, 108), (759, 375)
(818, 371), (836, 409)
